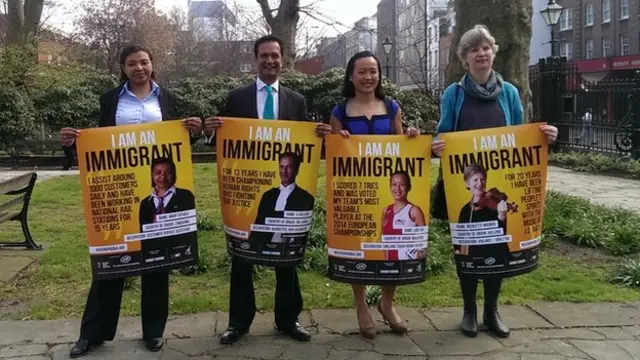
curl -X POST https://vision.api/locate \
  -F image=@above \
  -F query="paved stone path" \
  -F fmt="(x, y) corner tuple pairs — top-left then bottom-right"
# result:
(546, 167), (640, 212)
(0, 169), (79, 184)
(1, 302), (640, 359)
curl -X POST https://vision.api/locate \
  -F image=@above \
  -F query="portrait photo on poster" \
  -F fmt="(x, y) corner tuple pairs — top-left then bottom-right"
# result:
(440, 123), (549, 278)
(76, 121), (199, 280)
(133, 156), (198, 269)
(381, 170), (427, 262)
(215, 118), (322, 267)
(248, 151), (315, 246)
(326, 135), (432, 285)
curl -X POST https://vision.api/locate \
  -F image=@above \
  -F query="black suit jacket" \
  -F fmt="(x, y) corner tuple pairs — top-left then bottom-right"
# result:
(68, 83), (198, 152)
(249, 185), (315, 244)
(210, 81), (310, 147)
(221, 81), (309, 121)
(139, 188), (196, 232)
(98, 83), (181, 128)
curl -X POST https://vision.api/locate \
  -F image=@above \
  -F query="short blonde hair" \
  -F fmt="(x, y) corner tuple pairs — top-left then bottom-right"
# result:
(457, 24), (499, 68)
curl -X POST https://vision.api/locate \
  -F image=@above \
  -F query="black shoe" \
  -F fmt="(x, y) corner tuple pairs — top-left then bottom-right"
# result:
(145, 337), (164, 352)
(69, 338), (104, 358)
(460, 305), (478, 337)
(277, 322), (311, 342)
(483, 308), (510, 338)
(483, 278), (510, 338)
(220, 327), (247, 345)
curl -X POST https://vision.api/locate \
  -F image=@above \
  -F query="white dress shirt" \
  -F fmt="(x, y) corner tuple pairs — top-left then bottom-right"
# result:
(274, 183), (295, 211)
(272, 183), (295, 243)
(115, 81), (163, 125)
(151, 186), (176, 212)
(256, 77), (279, 119)
(203, 78), (279, 144)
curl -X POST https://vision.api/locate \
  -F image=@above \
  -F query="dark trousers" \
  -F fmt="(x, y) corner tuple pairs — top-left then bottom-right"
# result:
(79, 271), (169, 342)
(459, 276), (503, 313)
(229, 256), (302, 331)
(61, 145), (76, 169)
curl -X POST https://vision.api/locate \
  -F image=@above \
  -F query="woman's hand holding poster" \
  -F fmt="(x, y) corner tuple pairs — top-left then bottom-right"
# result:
(76, 120), (199, 280)
(326, 134), (432, 284)
(215, 118), (322, 267)
(439, 123), (549, 278)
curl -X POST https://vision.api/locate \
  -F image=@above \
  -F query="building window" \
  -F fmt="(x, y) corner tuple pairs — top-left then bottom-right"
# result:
(620, 0), (629, 19)
(585, 39), (594, 58)
(559, 42), (573, 59)
(620, 34), (630, 55)
(560, 9), (573, 30)
(602, 37), (612, 56)
(602, 0), (611, 22)
(585, 4), (594, 26)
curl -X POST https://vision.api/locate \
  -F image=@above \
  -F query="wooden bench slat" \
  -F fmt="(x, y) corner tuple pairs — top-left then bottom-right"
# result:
(0, 173), (34, 195)
(0, 172), (40, 249)
(0, 196), (25, 215)
(0, 210), (20, 224)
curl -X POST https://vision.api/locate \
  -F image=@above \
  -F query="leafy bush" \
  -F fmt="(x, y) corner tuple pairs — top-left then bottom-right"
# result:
(543, 190), (640, 255)
(611, 258), (640, 288)
(0, 60), (439, 151)
(550, 151), (640, 179)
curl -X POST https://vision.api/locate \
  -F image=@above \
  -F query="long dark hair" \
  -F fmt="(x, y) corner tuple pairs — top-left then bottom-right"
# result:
(119, 45), (156, 83)
(342, 50), (385, 99)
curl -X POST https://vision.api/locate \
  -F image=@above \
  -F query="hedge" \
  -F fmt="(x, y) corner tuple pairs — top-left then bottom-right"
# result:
(0, 46), (439, 150)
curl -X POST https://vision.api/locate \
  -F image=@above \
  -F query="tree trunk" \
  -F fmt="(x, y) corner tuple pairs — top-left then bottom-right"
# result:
(257, 0), (299, 69)
(6, 0), (44, 45)
(446, 0), (533, 122)
(7, 0), (24, 44)
(22, 0), (44, 42)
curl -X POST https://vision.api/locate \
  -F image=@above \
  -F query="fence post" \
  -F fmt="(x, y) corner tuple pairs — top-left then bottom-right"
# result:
(632, 71), (640, 160)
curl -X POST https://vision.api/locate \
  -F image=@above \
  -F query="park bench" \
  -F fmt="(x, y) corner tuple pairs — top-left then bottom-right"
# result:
(0, 172), (41, 249)
(9, 139), (76, 169)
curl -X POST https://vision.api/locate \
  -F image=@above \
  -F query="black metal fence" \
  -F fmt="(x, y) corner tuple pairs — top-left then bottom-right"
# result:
(529, 57), (640, 158)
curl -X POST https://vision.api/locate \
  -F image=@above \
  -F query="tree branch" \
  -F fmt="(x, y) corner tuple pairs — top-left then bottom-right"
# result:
(256, 0), (274, 25)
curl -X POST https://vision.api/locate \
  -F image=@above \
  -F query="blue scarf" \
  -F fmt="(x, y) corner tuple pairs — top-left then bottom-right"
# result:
(462, 71), (503, 101)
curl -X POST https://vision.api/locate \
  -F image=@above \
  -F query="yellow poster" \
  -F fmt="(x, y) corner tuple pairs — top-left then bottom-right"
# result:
(439, 123), (548, 278)
(77, 120), (198, 280)
(215, 118), (322, 266)
(325, 135), (432, 284)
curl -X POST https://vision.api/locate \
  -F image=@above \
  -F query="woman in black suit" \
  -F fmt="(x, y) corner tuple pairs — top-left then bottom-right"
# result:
(59, 45), (203, 358)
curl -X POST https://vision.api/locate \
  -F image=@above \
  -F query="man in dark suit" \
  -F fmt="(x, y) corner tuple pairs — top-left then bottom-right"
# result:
(203, 35), (332, 345)
(249, 152), (315, 245)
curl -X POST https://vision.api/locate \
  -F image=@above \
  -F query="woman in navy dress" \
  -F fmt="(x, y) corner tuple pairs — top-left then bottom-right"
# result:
(329, 50), (419, 339)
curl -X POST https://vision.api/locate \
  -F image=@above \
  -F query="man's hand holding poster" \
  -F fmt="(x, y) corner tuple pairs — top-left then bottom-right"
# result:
(215, 118), (322, 266)
(77, 120), (199, 280)
(439, 123), (549, 277)
(326, 135), (432, 284)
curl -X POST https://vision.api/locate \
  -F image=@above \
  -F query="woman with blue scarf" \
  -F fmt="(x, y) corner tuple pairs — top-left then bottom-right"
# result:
(431, 25), (557, 339)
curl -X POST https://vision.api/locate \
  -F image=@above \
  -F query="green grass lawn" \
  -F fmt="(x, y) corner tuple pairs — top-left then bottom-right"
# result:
(0, 163), (638, 320)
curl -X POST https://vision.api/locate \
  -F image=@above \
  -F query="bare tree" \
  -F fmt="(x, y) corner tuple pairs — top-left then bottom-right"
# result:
(76, 0), (178, 76)
(6, 0), (44, 45)
(446, 0), (533, 121)
(256, 0), (300, 68)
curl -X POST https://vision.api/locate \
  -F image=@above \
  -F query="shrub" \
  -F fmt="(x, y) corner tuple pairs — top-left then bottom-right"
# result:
(611, 258), (640, 288)
(549, 151), (640, 179)
(543, 190), (640, 255)
(0, 62), (439, 151)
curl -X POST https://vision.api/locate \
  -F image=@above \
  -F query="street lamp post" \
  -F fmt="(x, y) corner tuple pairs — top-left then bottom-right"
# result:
(382, 36), (393, 78)
(540, 0), (564, 56)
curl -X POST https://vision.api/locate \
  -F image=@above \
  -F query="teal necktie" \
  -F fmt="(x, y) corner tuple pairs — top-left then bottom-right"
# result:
(263, 85), (275, 120)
